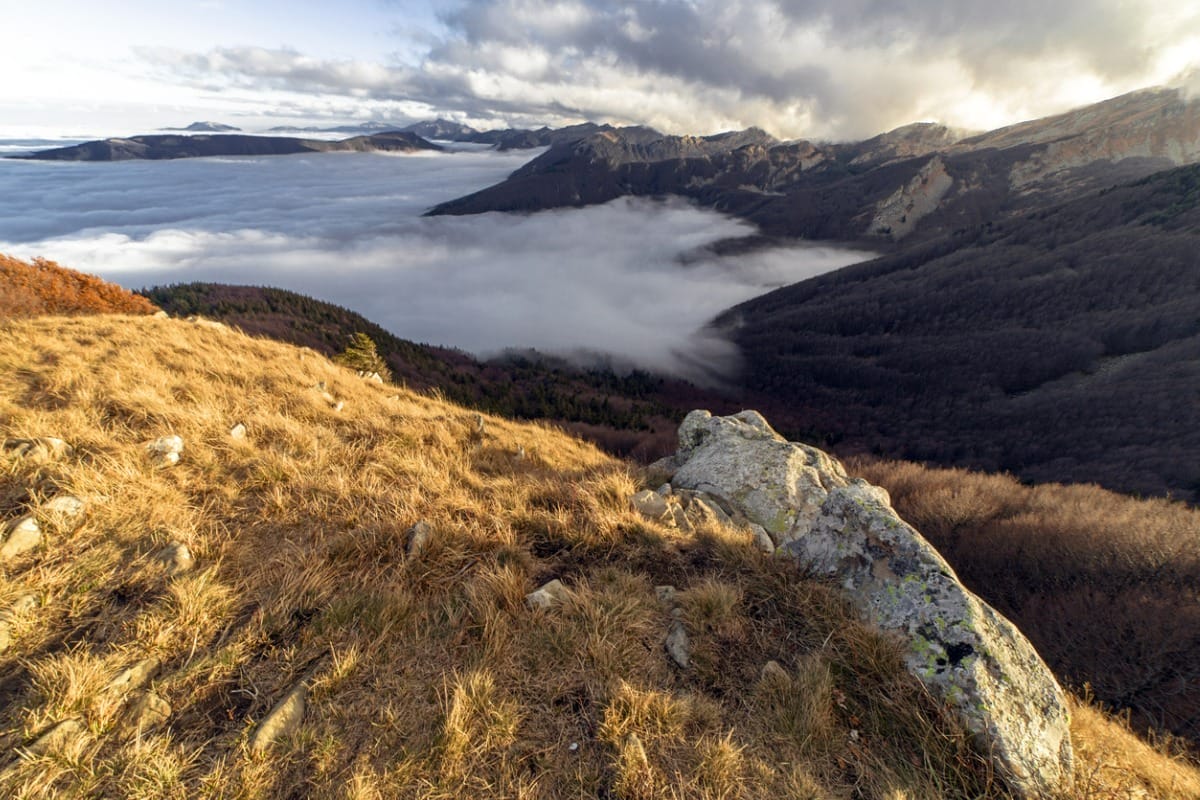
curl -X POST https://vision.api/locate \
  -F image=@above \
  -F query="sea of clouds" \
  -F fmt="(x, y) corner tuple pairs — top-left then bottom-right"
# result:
(0, 144), (871, 379)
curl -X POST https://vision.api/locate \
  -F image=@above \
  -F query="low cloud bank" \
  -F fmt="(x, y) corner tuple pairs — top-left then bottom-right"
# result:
(0, 147), (871, 380)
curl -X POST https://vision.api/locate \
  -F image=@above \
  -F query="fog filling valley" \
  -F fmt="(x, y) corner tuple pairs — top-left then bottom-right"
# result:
(0, 145), (871, 379)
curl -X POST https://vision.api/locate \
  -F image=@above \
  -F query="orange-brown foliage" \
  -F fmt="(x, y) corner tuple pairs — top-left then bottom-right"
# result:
(0, 253), (158, 318)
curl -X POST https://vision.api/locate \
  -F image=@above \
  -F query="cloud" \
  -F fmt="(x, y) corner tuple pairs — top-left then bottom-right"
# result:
(136, 0), (1200, 139)
(0, 149), (871, 381)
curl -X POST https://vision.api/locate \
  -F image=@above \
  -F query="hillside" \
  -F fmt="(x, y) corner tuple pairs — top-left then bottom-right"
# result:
(138, 282), (731, 459)
(0, 254), (159, 318)
(1, 314), (1196, 797)
(430, 88), (1200, 247)
(721, 161), (1200, 501)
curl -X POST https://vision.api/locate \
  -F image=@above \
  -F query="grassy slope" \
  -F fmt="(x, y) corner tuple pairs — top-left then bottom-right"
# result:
(139, 282), (735, 460)
(0, 315), (1196, 798)
(0, 255), (159, 318)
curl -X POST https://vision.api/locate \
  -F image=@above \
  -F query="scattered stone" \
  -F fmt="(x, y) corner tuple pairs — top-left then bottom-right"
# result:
(644, 455), (679, 486)
(654, 585), (677, 605)
(630, 490), (669, 521)
(229, 423), (247, 440)
(3, 437), (74, 464)
(250, 684), (306, 754)
(357, 371), (384, 384)
(748, 523), (775, 554)
(0, 516), (42, 560)
(471, 413), (486, 437)
(667, 410), (1074, 797)
(760, 660), (789, 683)
(514, 445), (526, 461)
(146, 435), (184, 466)
(655, 483), (672, 497)
(24, 719), (84, 757)
(105, 658), (160, 698)
(525, 579), (568, 610)
(123, 691), (171, 734)
(682, 492), (733, 529)
(665, 619), (691, 668)
(319, 391), (336, 405)
(406, 521), (434, 557)
(669, 505), (691, 531)
(332, 401), (345, 412)
(155, 542), (194, 576)
(40, 495), (87, 533)
(187, 315), (226, 330)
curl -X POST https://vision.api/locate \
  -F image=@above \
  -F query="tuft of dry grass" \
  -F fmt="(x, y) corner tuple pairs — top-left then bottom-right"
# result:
(0, 314), (1194, 798)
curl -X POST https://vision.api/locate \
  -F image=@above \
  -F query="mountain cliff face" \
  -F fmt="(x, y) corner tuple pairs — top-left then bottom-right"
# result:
(13, 132), (442, 161)
(430, 88), (1200, 246)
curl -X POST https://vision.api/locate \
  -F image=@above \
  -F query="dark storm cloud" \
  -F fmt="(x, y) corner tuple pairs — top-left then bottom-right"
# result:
(137, 1), (1200, 139)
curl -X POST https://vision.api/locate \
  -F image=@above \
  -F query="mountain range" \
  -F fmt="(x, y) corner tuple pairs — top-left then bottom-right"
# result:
(11, 131), (441, 161)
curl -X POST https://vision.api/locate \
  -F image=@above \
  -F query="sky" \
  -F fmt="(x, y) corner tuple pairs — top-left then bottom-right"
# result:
(0, 148), (872, 380)
(4, 0), (1200, 140)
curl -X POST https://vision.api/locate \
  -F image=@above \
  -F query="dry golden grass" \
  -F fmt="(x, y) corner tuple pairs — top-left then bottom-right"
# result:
(0, 314), (1194, 798)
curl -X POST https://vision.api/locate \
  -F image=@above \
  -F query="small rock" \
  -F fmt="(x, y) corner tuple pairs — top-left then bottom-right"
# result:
(748, 524), (776, 554)
(631, 490), (669, 520)
(665, 619), (691, 668)
(514, 445), (526, 461)
(187, 316), (226, 330)
(146, 435), (184, 466)
(153, 310), (169, 318)
(332, 401), (345, 412)
(105, 658), (160, 697)
(654, 585), (677, 605)
(250, 685), (306, 753)
(319, 391), (336, 404)
(525, 579), (568, 610)
(670, 505), (691, 531)
(406, 521), (434, 557)
(155, 542), (194, 576)
(685, 493), (733, 528)
(760, 660), (789, 683)
(229, 423), (247, 440)
(357, 371), (384, 384)
(40, 495), (87, 533)
(124, 691), (171, 734)
(471, 413), (485, 437)
(644, 455), (679, 486)
(655, 483), (672, 497)
(1, 516), (42, 560)
(24, 719), (84, 756)
(568, 741), (579, 752)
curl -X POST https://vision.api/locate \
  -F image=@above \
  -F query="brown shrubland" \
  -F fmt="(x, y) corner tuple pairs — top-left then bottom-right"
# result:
(0, 314), (1195, 798)
(0, 254), (159, 318)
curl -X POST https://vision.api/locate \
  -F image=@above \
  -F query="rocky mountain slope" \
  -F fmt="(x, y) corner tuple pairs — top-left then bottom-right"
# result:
(12, 132), (441, 162)
(430, 88), (1200, 245)
(1, 313), (1196, 798)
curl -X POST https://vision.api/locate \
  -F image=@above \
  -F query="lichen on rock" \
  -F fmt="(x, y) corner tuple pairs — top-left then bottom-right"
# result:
(667, 409), (1074, 798)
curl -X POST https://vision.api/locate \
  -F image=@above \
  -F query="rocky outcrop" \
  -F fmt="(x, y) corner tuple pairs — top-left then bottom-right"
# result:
(663, 410), (1074, 798)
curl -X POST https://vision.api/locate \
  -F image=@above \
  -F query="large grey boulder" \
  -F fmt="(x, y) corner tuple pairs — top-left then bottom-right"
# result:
(668, 410), (1073, 798)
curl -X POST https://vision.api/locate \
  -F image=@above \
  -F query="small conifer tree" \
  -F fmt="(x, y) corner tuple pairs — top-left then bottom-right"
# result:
(334, 332), (392, 382)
